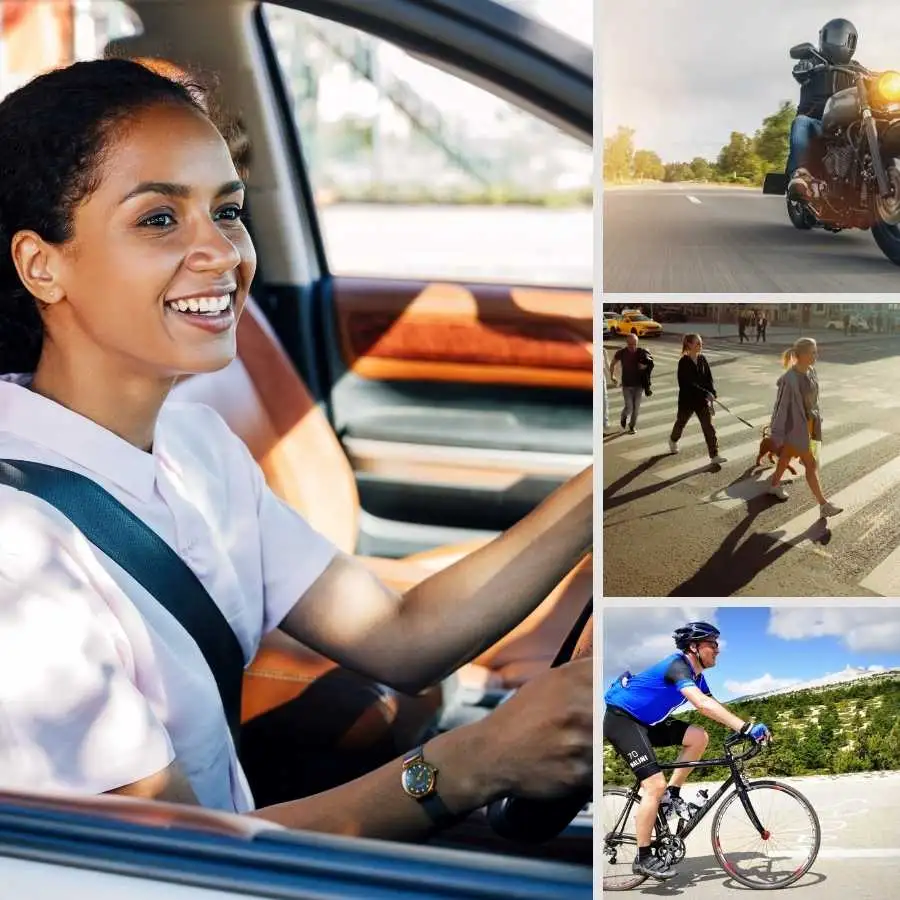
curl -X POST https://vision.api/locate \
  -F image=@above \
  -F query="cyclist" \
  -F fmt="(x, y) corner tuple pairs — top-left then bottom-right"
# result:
(603, 622), (771, 881)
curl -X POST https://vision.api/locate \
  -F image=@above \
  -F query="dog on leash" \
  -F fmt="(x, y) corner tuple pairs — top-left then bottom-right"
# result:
(756, 426), (798, 474)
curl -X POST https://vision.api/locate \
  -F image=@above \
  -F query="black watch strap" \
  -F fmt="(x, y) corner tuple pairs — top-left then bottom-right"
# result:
(420, 790), (459, 829)
(403, 746), (465, 829)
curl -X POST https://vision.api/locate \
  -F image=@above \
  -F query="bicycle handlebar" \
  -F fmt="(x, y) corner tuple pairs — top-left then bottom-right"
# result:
(724, 732), (766, 762)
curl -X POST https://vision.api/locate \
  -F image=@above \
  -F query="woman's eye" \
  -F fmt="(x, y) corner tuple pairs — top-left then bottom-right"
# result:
(140, 212), (176, 228)
(215, 206), (245, 222)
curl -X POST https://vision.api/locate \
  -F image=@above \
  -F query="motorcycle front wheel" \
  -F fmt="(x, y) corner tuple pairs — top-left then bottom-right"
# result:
(871, 221), (900, 265)
(786, 196), (815, 230)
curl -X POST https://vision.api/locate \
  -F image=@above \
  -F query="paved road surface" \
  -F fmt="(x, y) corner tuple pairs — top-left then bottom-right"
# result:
(603, 184), (900, 293)
(603, 771), (900, 897)
(602, 334), (900, 597)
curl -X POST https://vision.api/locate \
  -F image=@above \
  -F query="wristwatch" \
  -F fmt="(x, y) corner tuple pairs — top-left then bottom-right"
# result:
(400, 746), (458, 828)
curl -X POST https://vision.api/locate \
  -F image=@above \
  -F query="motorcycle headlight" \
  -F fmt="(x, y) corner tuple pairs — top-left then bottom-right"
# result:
(877, 71), (900, 103)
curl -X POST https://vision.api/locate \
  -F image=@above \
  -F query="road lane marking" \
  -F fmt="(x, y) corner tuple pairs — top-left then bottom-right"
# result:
(816, 848), (900, 859)
(703, 428), (883, 511)
(687, 195), (702, 205)
(766, 456), (900, 549)
(619, 414), (769, 460)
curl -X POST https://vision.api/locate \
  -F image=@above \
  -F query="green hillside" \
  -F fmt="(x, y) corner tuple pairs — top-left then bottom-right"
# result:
(604, 673), (900, 786)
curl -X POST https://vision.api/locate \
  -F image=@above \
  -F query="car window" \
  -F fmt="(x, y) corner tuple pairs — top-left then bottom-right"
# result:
(0, 1), (141, 95)
(493, 0), (591, 42)
(261, 5), (591, 287)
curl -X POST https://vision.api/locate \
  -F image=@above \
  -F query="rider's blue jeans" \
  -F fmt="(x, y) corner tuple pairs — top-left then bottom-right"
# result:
(787, 115), (824, 175)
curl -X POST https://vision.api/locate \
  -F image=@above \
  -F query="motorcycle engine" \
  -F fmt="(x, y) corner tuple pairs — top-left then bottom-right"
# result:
(823, 143), (855, 181)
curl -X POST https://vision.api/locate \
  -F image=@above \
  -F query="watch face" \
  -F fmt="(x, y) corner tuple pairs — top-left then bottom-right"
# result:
(403, 762), (435, 798)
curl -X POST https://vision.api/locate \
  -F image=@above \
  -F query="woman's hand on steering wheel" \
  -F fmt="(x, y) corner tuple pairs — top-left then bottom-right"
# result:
(475, 657), (593, 802)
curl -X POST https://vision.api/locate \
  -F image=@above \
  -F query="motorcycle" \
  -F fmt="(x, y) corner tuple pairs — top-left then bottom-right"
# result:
(763, 41), (900, 265)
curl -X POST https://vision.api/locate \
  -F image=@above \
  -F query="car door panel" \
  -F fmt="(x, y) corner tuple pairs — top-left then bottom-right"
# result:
(319, 276), (591, 547)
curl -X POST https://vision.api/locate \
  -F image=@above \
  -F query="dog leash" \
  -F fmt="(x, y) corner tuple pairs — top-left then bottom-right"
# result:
(692, 383), (757, 429)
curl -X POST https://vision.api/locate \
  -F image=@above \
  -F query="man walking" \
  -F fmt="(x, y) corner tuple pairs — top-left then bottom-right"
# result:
(610, 333), (653, 434)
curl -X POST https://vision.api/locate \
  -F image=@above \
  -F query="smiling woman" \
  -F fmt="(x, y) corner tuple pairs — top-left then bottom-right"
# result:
(0, 56), (592, 846)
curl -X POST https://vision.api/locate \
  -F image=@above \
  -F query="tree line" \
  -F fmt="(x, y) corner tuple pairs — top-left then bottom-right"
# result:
(604, 100), (796, 186)
(604, 675), (900, 785)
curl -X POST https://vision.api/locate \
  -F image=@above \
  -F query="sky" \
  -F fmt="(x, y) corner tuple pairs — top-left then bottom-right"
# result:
(603, 606), (900, 702)
(603, 0), (900, 161)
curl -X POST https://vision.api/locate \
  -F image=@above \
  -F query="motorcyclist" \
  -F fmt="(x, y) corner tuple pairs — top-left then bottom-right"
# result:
(787, 18), (867, 201)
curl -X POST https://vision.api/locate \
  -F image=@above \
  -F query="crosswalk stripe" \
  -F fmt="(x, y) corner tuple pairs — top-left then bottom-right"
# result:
(703, 428), (885, 511)
(859, 544), (900, 596)
(618, 410), (767, 458)
(616, 403), (762, 441)
(620, 399), (757, 426)
(767, 456), (900, 549)
(645, 415), (850, 481)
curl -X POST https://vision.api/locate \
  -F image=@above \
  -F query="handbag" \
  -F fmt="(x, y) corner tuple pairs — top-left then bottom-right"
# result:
(0, 459), (244, 749)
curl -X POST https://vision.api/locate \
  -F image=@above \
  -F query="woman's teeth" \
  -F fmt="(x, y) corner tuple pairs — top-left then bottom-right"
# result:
(165, 295), (232, 315)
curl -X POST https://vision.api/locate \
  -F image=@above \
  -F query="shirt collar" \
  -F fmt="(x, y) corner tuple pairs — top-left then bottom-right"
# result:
(0, 376), (158, 502)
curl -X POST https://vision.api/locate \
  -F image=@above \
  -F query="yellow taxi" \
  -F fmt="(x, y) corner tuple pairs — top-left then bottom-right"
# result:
(609, 308), (663, 337)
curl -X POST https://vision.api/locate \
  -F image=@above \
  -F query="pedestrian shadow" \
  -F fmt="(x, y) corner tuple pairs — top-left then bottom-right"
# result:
(603, 456), (718, 512)
(669, 494), (831, 596)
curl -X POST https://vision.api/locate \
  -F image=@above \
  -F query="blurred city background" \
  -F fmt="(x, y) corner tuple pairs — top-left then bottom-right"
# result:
(0, 0), (592, 286)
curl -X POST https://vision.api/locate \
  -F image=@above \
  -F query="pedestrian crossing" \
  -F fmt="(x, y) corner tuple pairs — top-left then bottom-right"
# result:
(603, 381), (900, 596)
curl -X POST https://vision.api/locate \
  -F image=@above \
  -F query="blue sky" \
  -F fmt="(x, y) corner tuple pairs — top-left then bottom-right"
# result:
(603, 606), (900, 701)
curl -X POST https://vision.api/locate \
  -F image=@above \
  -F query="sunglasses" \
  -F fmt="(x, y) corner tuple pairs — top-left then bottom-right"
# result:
(698, 640), (719, 650)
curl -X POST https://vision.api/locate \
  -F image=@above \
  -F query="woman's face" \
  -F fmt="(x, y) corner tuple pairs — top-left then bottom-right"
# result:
(798, 345), (818, 366)
(31, 102), (256, 378)
(688, 338), (701, 356)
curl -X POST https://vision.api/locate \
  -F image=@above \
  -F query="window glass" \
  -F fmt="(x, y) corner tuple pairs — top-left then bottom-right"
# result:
(263, 5), (591, 287)
(0, 1), (142, 96)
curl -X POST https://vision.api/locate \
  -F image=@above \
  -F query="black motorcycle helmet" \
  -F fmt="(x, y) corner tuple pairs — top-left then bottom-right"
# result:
(818, 18), (858, 65)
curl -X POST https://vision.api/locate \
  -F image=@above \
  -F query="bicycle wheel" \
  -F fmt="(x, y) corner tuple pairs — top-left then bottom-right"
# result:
(602, 787), (660, 891)
(711, 780), (821, 889)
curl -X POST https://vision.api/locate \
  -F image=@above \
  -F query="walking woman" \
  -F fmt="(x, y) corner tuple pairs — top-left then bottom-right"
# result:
(668, 334), (727, 464)
(768, 338), (843, 517)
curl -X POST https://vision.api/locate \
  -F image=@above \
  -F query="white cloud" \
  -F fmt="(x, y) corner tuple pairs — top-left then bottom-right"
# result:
(602, 607), (720, 679)
(724, 674), (801, 696)
(768, 608), (900, 652)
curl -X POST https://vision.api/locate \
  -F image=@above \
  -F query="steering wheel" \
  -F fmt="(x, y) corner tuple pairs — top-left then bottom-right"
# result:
(486, 595), (593, 843)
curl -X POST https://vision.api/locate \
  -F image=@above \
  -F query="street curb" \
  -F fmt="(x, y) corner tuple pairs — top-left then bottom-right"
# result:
(660, 326), (898, 347)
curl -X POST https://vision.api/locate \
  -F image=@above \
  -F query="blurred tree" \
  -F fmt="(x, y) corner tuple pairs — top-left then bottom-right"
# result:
(632, 149), (665, 181)
(753, 100), (796, 173)
(690, 157), (713, 181)
(604, 126), (635, 182)
(716, 131), (762, 182)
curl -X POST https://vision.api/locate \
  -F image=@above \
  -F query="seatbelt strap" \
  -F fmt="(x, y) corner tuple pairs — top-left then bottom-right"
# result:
(0, 459), (244, 750)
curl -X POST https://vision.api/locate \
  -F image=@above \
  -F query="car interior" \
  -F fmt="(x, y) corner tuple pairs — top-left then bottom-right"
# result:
(0, 0), (593, 895)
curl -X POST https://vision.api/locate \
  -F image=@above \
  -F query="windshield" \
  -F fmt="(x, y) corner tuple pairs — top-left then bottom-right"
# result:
(625, 315), (650, 321)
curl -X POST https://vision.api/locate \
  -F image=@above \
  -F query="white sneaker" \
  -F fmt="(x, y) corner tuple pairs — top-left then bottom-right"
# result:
(820, 501), (843, 517)
(709, 454), (727, 465)
(668, 440), (679, 454)
(769, 484), (789, 501)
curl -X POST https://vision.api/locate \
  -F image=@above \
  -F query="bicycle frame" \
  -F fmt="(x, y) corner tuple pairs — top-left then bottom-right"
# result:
(607, 737), (767, 848)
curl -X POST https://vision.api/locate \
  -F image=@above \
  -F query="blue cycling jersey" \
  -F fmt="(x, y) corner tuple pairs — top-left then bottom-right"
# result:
(604, 652), (712, 726)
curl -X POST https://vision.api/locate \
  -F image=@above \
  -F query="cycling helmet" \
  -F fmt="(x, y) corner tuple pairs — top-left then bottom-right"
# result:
(818, 18), (858, 65)
(673, 621), (720, 650)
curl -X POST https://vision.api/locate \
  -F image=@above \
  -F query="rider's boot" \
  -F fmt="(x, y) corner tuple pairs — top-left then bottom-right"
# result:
(787, 167), (813, 201)
(632, 852), (677, 881)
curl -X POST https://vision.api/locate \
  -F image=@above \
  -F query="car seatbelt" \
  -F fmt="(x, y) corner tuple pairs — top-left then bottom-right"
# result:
(0, 459), (244, 750)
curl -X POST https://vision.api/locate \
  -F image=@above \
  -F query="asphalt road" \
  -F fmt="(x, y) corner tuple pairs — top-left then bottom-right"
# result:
(604, 770), (900, 897)
(603, 184), (900, 293)
(602, 334), (900, 597)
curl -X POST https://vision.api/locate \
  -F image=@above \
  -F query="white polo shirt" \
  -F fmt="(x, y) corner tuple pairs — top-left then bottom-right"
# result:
(0, 375), (338, 812)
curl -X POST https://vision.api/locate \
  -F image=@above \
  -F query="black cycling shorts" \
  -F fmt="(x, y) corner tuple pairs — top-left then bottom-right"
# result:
(603, 706), (690, 781)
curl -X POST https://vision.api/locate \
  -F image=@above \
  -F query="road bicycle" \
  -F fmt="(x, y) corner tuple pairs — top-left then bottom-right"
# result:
(602, 733), (821, 890)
